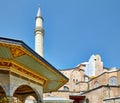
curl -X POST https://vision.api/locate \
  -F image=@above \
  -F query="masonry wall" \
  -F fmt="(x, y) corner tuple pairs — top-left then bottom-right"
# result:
(117, 70), (120, 85)
(84, 86), (120, 103)
(103, 96), (120, 103)
(89, 73), (107, 90)
(84, 87), (105, 103)
(89, 71), (118, 90)
(60, 69), (73, 91)
(76, 82), (88, 92)
(44, 91), (70, 99)
(44, 63), (120, 103)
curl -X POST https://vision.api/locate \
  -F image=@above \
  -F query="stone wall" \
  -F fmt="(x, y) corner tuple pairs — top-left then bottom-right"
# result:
(83, 87), (106, 103)
(76, 82), (88, 91)
(44, 91), (70, 99)
(89, 71), (118, 90)
(89, 73), (106, 89)
(83, 86), (120, 103)
(117, 70), (120, 85)
(103, 97), (120, 103)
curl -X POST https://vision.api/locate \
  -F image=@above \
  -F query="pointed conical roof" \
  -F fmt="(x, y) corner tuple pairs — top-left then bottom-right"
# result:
(37, 7), (41, 17)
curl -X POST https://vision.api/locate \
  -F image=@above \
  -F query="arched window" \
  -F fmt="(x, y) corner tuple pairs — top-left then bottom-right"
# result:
(63, 86), (69, 91)
(86, 98), (89, 103)
(94, 82), (99, 88)
(109, 76), (118, 86)
(84, 76), (89, 82)
(73, 79), (75, 83)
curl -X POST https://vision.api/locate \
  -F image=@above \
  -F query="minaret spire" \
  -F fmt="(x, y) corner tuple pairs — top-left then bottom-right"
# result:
(35, 7), (44, 57)
(37, 7), (41, 17)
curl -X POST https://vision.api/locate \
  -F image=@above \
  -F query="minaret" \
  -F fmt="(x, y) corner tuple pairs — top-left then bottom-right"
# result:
(35, 7), (44, 57)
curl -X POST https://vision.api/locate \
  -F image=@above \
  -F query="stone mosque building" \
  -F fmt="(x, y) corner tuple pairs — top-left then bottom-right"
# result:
(1, 5), (120, 103)
(44, 54), (120, 103)
(0, 8), (68, 103)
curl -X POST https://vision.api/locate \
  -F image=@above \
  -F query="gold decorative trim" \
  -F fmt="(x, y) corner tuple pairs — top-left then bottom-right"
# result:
(0, 60), (47, 86)
(0, 41), (67, 82)
(0, 61), (11, 67)
(10, 47), (25, 58)
(0, 41), (68, 92)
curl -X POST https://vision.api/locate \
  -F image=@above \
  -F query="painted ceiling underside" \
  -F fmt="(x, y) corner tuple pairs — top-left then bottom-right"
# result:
(0, 37), (68, 93)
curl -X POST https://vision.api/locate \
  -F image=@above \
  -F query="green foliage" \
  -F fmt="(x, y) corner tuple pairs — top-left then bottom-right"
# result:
(0, 97), (9, 103)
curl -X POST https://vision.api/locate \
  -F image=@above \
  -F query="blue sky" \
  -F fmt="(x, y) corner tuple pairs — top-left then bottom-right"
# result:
(0, 0), (120, 69)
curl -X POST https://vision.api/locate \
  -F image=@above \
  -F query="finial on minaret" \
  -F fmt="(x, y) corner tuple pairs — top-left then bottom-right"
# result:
(35, 7), (44, 57)
(37, 7), (41, 17)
